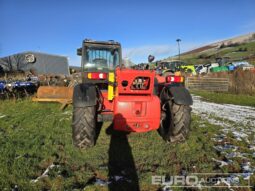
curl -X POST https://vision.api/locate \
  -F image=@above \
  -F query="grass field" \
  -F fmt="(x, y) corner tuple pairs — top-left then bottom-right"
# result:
(0, 99), (254, 190)
(191, 90), (255, 107)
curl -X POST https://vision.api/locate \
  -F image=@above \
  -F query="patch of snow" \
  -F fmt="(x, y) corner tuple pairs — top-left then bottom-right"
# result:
(31, 163), (59, 183)
(212, 158), (229, 167)
(94, 178), (111, 186)
(62, 110), (72, 115)
(214, 144), (238, 152)
(113, 176), (123, 181)
(227, 175), (240, 185)
(225, 152), (243, 159)
(193, 95), (255, 180)
(0, 114), (6, 119)
(192, 95), (255, 128)
(242, 172), (253, 180)
(211, 134), (226, 142)
(241, 162), (252, 172)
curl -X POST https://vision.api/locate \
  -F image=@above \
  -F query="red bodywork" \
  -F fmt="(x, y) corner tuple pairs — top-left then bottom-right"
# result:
(113, 95), (160, 132)
(99, 68), (161, 132)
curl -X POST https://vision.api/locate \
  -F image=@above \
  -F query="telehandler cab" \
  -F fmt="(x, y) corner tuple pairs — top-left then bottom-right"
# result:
(72, 39), (193, 148)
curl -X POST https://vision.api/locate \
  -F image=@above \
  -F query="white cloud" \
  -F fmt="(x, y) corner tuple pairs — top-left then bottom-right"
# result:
(123, 42), (205, 63)
(123, 45), (174, 58)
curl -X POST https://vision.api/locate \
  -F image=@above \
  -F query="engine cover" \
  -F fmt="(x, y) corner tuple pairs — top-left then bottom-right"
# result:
(113, 95), (160, 132)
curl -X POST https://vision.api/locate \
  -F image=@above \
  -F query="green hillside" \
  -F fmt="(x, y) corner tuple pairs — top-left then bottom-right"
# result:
(166, 40), (255, 66)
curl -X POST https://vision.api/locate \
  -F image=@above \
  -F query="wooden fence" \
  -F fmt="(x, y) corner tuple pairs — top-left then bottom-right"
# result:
(185, 77), (229, 92)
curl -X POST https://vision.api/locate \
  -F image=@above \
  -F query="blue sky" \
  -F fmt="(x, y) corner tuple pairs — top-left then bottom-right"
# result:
(0, 0), (255, 65)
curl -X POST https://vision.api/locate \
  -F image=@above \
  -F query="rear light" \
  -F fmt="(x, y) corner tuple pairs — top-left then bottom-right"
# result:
(87, 72), (107, 80)
(166, 76), (184, 83)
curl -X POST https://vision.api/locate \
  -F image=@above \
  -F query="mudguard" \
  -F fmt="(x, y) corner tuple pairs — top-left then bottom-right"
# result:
(73, 83), (97, 107)
(167, 86), (193, 105)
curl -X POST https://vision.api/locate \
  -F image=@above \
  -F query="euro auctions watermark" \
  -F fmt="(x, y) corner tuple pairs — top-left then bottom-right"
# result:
(152, 173), (251, 189)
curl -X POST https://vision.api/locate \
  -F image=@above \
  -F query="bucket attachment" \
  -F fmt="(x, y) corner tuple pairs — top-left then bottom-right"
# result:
(32, 86), (74, 104)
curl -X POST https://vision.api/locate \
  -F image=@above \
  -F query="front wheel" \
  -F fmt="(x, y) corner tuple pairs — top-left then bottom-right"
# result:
(158, 91), (191, 143)
(72, 106), (96, 148)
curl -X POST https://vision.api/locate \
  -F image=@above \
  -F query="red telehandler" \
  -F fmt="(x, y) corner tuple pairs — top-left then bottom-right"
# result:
(72, 39), (193, 148)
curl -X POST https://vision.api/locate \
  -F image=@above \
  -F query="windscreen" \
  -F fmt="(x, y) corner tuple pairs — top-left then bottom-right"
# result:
(163, 62), (181, 71)
(83, 47), (120, 71)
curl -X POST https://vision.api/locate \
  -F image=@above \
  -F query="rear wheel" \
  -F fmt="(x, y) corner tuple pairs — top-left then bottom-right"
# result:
(72, 106), (96, 148)
(158, 89), (191, 142)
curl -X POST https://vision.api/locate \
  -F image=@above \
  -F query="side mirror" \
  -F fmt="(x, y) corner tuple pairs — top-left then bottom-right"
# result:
(77, 48), (82, 56)
(148, 55), (155, 63)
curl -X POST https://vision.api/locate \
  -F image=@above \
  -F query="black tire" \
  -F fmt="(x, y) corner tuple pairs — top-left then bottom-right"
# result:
(72, 106), (96, 148)
(158, 90), (191, 143)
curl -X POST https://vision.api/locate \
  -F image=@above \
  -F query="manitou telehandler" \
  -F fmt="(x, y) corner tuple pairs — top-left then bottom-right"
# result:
(72, 39), (192, 148)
